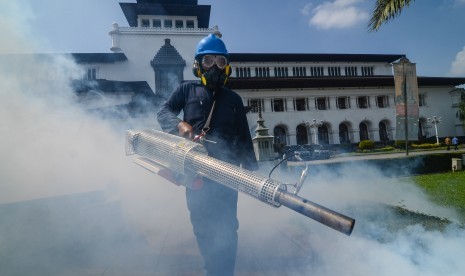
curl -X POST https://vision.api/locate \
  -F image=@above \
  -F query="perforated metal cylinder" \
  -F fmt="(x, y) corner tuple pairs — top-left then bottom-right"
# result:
(126, 129), (282, 207)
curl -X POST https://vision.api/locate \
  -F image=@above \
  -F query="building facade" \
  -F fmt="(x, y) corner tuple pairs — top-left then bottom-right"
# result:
(71, 0), (465, 146)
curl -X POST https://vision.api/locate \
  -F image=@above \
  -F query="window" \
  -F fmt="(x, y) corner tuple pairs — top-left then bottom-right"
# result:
(272, 98), (285, 112)
(248, 99), (263, 113)
(141, 19), (150, 28)
(337, 97), (349, 109)
(357, 96), (369, 109)
(294, 98), (307, 111)
(159, 71), (180, 97)
(316, 97), (328, 110)
(153, 19), (161, 28)
(274, 67), (289, 77)
(235, 67), (251, 78)
(310, 66), (324, 76)
(361, 66), (374, 76)
(292, 67), (306, 77)
(175, 20), (184, 28)
(345, 66), (358, 76)
(376, 95), (388, 108)
(328, 66), (341, 76)
(164, 19), (172, 28)
(255, 67), (270, 77)
(419, 94), (426, 106)
(186, 20), (194, 28)
(85, 68), (97, 80)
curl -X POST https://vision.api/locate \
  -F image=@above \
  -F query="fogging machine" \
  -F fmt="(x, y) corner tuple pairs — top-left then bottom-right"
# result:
(125, 129), (355, 235)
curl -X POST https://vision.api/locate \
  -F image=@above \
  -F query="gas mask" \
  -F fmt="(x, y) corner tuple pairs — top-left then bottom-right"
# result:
(201, 65), (228, 90)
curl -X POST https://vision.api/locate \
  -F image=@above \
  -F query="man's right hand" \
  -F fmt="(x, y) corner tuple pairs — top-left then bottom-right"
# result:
(177, 121), (194, 139)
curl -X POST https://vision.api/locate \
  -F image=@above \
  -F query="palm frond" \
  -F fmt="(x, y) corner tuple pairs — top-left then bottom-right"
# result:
(368, 0), (415, 32)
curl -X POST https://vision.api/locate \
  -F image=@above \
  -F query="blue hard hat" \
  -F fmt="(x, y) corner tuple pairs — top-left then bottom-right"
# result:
(195, 34), (228, 60)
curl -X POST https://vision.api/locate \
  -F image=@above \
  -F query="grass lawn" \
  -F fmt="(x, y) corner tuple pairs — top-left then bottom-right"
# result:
(410, 170), (465, 222)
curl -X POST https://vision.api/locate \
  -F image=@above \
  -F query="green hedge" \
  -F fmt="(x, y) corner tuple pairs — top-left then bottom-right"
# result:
(375, 146), (396, 152)
(411, 143), (440, 150)
(308, 152), (464, 177)
(359, 140), (375, 150)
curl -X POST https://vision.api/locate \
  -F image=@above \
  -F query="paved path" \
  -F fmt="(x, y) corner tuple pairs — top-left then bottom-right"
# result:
(292, 147), (465, 165)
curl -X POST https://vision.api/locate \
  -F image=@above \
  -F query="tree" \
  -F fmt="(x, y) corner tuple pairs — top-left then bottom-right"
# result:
(368, 0), (416, 32)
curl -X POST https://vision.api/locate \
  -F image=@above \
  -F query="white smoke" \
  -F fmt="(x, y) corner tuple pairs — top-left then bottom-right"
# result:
(1, 1), (465, 275)
(237, 163), (465, 276)
(0, 2), (193, 273)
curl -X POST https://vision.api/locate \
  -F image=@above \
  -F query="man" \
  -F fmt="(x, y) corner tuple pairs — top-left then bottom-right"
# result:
(445, 136), (451, 151)
(452, 136), (459, 150)
(157, 34), (258, 276)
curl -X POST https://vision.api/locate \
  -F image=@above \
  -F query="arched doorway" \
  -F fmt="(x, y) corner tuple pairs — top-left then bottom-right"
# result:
(359, 122), (369, 141)
(296, 124), (308, 145)
(418, 118), (428, 141)
(339, 123), (350, 144)
(379, 121), (388, 142)
(273, 126), (287, 154)
(318, 125), (329, 144)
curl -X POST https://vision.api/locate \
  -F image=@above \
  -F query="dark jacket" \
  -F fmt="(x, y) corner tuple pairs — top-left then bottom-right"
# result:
(157, 82), (258, 171)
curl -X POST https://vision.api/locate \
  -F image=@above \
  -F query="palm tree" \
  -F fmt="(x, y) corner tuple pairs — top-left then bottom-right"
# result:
(368, 0), (416, 32)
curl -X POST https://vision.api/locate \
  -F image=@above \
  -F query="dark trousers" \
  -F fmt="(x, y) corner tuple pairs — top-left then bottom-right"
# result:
(186, 179), (239, 276)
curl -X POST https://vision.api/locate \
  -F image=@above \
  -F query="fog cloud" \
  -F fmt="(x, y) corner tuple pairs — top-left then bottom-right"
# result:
(1, 1), (465, 275)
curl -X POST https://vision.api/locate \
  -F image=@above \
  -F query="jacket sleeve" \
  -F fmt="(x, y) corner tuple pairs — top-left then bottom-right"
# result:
(157, 85), (185, 134)
(235, 98), (259, 171)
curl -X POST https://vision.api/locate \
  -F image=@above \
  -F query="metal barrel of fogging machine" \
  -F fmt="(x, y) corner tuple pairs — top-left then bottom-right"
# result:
(126, 129), (355, 235)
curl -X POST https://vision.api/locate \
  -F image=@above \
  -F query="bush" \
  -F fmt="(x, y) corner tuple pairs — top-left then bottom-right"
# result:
(411, 143), (439, 150)
(359, 140), (375, 150)
(394, 140), (412, 149)
(377, 146), (396, 152)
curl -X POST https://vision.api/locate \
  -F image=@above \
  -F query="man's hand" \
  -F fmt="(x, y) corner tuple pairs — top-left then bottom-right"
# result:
(177, 121), (194, 139)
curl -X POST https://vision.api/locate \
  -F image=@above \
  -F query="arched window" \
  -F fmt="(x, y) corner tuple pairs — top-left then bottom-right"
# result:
(296, 125), (308, 145)
(339, 123), (350, 144)
(359, 122), (369, 141)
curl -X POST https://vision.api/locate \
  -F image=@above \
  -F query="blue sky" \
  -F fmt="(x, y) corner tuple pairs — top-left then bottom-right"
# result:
(3, 0), (465, 77)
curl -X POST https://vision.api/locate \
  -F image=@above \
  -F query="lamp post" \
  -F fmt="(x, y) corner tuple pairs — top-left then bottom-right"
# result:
(306, 119), (324, 145)
(427, 116), (442, 145)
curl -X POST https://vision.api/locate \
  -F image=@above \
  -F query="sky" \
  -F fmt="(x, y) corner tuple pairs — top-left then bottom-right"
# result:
(4, 0), (465, 78)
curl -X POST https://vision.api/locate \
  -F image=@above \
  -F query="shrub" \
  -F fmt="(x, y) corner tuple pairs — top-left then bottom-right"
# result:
(378, 146), (396, 152)
(394, 140), (412, 149)
(411, 143), (439, 150)
(359, 140), (375, 150)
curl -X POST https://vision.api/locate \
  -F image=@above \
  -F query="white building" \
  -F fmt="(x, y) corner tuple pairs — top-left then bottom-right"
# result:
(71, 0), (465, 145)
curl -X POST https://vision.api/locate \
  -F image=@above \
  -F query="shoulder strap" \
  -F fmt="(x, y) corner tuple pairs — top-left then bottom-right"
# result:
(202, 100), (216, 133)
